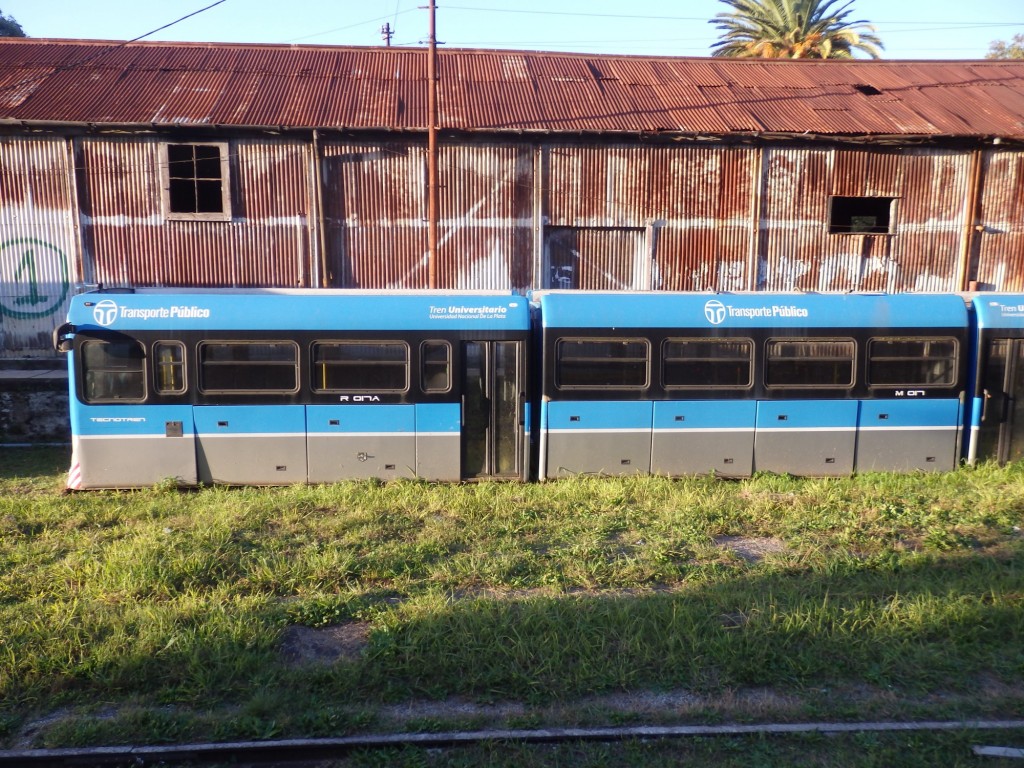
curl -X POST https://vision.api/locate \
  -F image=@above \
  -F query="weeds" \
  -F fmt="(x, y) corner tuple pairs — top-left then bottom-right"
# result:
(0, 446), (1022, 758)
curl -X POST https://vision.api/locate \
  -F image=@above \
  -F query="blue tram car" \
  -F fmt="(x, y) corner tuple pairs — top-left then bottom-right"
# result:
(56, 290), (530, 489)
(533, 291), (968, 478)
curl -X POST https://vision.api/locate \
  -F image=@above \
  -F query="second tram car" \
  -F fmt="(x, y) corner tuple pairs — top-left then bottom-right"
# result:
(534, 291), (968, 479)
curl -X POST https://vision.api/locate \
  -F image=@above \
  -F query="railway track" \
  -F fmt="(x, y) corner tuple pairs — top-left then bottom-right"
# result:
(3, 719), (1024, 767)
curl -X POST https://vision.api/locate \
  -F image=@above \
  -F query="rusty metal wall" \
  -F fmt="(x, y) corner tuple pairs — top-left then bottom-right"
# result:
(759, 147), (832, 291)
(439, 144), (534, 290)
(321, 140), (981, 295)
(322, 142), (534, 290)
(6, 129), (1024, 361)
(544, 144), (757, 291)
(759, 147), (970, 292)
(81, 137), (315, 288)
(654, 145), (758, 291)
(321, 143), (429, 288)
(0, 136), (78, 356)
(974, 150), (1024, 291)
(543, 226), (647, 289)
(890, 150), (971, 292)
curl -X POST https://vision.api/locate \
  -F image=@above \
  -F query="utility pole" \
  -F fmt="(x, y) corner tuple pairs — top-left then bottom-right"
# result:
(380, 23), (394, 46)
(426, 0), (439, 289)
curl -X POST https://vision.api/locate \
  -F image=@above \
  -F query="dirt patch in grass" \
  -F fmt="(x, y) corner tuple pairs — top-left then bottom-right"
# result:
(12, 708), (73, 748)
(713, 535), (787, 563)
(279, 622), (371, 666)
(379, 697), (529, 725)
(377, 687), (827, 731)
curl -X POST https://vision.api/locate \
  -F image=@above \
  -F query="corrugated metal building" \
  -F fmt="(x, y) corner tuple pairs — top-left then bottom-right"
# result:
(2, 38), (1024, 355)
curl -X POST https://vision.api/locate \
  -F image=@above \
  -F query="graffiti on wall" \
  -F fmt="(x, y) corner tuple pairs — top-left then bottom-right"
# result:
(0, 235), (74, 355)
(0, 237), (70, 320)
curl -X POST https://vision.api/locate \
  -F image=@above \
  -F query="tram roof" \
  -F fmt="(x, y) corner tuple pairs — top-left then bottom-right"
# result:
(532, 292), (969, 330)
(970, 295), (1024, 330)
(66, 290), (530, 332)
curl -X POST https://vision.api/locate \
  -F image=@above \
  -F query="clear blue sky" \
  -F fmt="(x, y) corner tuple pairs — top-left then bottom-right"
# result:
(3, 0), (1023, 59)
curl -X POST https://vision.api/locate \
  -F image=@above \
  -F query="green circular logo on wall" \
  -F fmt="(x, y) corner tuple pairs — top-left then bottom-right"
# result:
(0, 237), (71, 320)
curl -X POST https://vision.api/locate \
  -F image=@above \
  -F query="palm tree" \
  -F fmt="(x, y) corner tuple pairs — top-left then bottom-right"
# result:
(710, 0), (883, 59)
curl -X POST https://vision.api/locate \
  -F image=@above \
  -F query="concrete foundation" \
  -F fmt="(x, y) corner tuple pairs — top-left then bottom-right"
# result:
(0, 361), (69, 443)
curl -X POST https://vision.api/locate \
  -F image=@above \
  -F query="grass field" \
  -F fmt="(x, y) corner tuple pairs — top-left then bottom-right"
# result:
(1, 446), (1022, 765)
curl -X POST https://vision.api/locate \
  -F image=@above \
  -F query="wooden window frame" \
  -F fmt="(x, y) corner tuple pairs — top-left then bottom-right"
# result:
(161, 141), (232, 222)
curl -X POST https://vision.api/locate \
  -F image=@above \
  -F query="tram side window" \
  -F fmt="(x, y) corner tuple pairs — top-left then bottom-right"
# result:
(867, 337), (958, 387)
(421, 341), (451, 393)
(312, 341), (409, 392)
(663, 338), (753, 388)
(766, 338), (855, 388)
(81, 339), (146, 402)
(556, 338), (649, 389)
(154, 341), (186, 394)
(199, 341), (298, 393)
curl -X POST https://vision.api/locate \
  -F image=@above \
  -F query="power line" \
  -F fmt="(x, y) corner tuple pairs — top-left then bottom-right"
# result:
(0, 1), (228, 96)
(284, 8), (418, 43)
(124, 0), (227, 44)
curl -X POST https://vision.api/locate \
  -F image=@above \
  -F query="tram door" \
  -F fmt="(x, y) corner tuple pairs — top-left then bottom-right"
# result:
(979, 338), (1024, 464)
(461, 341), (523, 479)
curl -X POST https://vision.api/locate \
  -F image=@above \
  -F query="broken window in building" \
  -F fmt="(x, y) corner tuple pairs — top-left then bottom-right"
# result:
(829, 196), (894, 235)
(163, 142), (231, 220)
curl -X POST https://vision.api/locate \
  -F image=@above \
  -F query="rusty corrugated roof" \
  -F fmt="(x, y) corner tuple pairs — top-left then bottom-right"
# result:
(3, 38), (1024, 138)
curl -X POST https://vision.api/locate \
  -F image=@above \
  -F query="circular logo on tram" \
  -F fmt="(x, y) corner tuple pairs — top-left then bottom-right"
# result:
(704, 299), (727, 325)
(93, 299), (119, 327)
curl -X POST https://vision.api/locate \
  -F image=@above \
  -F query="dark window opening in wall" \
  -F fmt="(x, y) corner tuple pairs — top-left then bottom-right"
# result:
(829, 196), (894, 235)
(164, 142), (230, 220)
